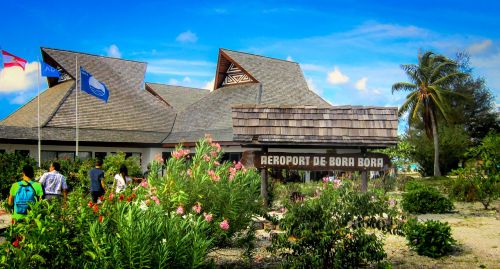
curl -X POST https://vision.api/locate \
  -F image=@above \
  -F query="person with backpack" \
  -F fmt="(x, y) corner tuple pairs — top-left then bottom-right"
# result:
(38, 161), (68, 204)
(8, 165), (44, 220)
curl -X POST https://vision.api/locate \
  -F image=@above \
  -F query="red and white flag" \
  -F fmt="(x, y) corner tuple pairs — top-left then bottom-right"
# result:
(2, 50), (27, 70)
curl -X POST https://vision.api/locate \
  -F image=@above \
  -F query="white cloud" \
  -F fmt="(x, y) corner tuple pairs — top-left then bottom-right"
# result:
(0, 61), (39, 93)
(327, 66), (349, 84)
(354, 77), (368, 91)
(168, 78), (179, 85)
(182, 76), (192, 83)
(467, 39), (492, 54)
(10, 93), (31, 105)
(146, 58), (214, 77)
(306, 77), (322, 95)
(286, 56), (293, 61)
(105, 44), (122, 58)
(203, 78), (215, 91)
(176, 30), (198, 43)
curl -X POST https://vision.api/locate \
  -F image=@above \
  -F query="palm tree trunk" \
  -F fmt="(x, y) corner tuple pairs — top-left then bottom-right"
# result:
(430, 112), (442, 177)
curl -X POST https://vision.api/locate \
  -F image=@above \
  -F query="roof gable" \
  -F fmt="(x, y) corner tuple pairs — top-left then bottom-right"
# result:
(214, 50), (258, 90)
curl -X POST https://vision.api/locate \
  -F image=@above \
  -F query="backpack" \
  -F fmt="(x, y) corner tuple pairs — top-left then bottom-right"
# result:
(14, 182), (38, 214)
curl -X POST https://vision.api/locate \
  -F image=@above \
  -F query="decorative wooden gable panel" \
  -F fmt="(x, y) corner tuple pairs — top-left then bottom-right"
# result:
(222, 63), (253, 86)
(214, 49), (258, 90)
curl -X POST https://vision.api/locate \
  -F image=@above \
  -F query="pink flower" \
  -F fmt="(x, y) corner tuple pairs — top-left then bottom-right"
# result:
(140, 180), (148, 188)
(176, 206), (185, 215)
(219, 219), (230, 230)
(109, 193), (114, 201)
(214, 161), (220, 166)
(172, 149), (190, 159)
(208, 170), (220, 181)
(203, 154), (211, 162)
(192, 203), (202, 214)
(204, 134), (213, 144)
(389, 199), (396, 207)
(154, 153), (164, 163)
(229, 166), (237, 181)
(210, 151), (218, 158)
(151, 196), (160, 205)
(280, 207), (287, 213)
(203, 212), (213, 222)
(322, 177), (329, 183)
(211, 143), (222, 152)
(234, 161), (243, 170)
(333, 179), (342, 189)
(187, 169), (192, 177)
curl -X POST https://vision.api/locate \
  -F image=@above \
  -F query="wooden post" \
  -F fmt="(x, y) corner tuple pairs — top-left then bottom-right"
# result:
(361, 170), (368, 192)
(361, 148), (368, 192)
(261, 146), (269, 207)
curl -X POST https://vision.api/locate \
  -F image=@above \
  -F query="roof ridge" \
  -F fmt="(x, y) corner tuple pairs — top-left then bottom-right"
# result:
(42, 80), (75, 127)
(43, 126), (170, 134)
(41, 47), (147, 64)
(220, 48), (299, 64)
(146, 82), (209, 91)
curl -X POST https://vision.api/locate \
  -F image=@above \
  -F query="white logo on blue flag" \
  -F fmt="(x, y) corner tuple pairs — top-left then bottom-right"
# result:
(41, 61), (61, 78)
(80, 67), (109, 103)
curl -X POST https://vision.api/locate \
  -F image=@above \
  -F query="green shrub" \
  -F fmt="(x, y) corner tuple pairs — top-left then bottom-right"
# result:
(450, 167), (500, 209)
(402, 184), (454, 214)
(404, 218), (456, 258)
(269, 181), (405, 268)
(0, 152), (37, 199)
(0, 138), (261, 268)
(156, 138), (262, 246)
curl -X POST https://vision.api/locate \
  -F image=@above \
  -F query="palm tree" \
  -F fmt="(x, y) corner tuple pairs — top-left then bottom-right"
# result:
(392, 51), (467, 176)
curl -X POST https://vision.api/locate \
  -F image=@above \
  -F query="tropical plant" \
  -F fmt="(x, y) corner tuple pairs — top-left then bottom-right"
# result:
(392, 51), (468, 176)
(402, 182), (454, 214)
(269, 180), (405, 268)
(404, 218), (456, 258)
(450, 167), (499, 209)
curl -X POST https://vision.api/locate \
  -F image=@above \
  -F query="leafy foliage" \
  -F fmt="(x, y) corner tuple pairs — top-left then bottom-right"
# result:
(402, 182), (454, 214)
(392, 51), (468, 176)
(0, 137), (263, 268)
(404, 125), (470, 176)
(270, 181), (405, 268)
(450, 167), (499, 209)
(0, 152), (37, 199)
(404, 218), (456, 258)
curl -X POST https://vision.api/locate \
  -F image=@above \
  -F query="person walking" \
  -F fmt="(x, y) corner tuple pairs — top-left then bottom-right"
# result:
(8, 165), (44, 220)
(89, 159), (106, 203)
(39, 161), (68, 204)
(114, 164), (132, 193)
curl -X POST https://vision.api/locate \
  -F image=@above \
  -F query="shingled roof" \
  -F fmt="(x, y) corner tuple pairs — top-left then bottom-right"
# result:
(0, 48), (175, 144)
(232, 105), (398, 148)
(164, 49), (330, 143)
(145, 83), (209, 111)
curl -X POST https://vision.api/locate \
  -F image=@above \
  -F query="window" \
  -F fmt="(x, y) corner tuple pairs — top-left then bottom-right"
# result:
(162, 152), (171, 164)
(95, 152), (107, 160)
(221, 152), (241, 163)
(0, 149), (5, 154)
(15, 150), (30, 157)
(125, 152), (142, 165)
(41, 150), (92, 162)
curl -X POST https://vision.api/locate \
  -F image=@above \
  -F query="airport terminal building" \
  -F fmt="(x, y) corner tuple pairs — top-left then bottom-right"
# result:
(0, 47), (397, 177)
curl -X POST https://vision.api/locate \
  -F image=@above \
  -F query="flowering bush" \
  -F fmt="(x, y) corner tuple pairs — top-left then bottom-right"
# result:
(154, 137), (262, 245)
(269, 180), (405, 268)
(0, 137), (262, 268)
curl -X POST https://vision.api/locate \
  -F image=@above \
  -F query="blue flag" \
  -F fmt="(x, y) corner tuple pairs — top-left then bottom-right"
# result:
(41, 61), (61, 78)
(80, 67), (109, 103)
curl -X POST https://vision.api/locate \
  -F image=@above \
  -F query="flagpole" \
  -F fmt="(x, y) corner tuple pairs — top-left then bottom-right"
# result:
(36, 57), (41, 167)
(75, 56), (79, 157)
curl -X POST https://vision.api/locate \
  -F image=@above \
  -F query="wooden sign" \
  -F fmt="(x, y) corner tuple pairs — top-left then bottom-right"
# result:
(253, 152), (391, 171)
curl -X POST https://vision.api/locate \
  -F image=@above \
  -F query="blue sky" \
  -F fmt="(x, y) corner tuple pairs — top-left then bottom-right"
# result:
(1, 0), (499, 122)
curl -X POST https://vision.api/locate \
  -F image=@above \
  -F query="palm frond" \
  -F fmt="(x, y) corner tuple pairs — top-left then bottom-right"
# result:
(392, 82), (417, 93)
